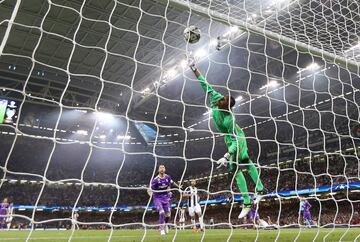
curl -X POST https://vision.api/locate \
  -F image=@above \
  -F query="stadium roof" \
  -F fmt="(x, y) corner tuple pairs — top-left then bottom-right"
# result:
(0, 0), (359, 147)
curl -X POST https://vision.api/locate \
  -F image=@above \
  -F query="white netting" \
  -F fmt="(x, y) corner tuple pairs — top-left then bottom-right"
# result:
(0, 0), (360, 241)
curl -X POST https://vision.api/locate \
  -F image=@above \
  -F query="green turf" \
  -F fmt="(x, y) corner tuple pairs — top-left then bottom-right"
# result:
(0, 228), (359, 242)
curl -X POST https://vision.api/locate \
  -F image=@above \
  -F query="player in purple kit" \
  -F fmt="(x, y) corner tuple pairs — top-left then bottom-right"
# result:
(248, 206), (259, 224)
(243, 205), (258, 229)
(0, 198), (10, 229)
(149, 165), (181, 235)
(302, 199), (312, 228)
(242, 202), (268, 229)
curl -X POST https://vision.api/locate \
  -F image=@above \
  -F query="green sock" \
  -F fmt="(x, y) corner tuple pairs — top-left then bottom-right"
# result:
(247, 160), (264, 192)
(235, 170), (251, 204)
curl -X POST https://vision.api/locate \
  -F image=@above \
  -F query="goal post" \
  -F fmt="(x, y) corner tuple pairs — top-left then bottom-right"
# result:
(160, 0), (360, 73)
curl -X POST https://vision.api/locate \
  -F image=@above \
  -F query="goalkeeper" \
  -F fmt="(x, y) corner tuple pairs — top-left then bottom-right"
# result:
(189, 60), (266, 218)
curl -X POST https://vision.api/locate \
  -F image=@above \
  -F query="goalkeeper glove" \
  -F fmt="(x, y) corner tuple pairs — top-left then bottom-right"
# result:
(216, 152), (230, 169)
(187, 55), (197, 72)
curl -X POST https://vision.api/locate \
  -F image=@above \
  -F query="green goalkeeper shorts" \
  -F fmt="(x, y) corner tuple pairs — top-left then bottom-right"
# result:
(224, 127), (250, 171)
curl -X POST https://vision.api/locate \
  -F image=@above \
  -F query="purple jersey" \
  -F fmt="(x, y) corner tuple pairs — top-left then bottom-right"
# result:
(151, 174), (173, 199)
(0, 203), (9, 224)
(302, 200), (311, 213)
(0, 203), (9, 215)
(303, 200), (312, 219)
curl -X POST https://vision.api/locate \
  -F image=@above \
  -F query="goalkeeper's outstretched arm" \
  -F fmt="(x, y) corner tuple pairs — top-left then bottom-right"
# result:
(190, 64), (202, 79)
(189, 63), (224, 107)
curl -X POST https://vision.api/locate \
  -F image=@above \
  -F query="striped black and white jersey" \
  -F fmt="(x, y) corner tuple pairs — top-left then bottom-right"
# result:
(184, 186), (199, 207)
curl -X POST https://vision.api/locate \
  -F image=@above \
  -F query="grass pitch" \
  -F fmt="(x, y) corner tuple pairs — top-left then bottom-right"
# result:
(0, 228), (359, 242)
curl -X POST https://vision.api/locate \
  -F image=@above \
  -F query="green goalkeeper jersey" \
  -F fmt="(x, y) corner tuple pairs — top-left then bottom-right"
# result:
(198, 74), (248, 158)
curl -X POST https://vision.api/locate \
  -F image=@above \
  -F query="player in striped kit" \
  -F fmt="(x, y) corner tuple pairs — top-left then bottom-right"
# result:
(5, 203), (14, 230)
(71, 211), (80, 230)
(178, 207), (186, 230)
(183, 180), (204, 232)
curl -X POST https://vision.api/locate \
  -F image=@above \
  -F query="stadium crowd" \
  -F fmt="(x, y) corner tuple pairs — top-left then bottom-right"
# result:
(0, 109), (359, 230)
(1, 152), (359, 208)
(1, 150), (359, 230)
(6, 198), (360, 230)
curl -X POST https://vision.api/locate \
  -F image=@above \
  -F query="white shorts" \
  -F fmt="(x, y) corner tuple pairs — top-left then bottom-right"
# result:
(179, 218), (185, 223)
(188, 204), (201, 217)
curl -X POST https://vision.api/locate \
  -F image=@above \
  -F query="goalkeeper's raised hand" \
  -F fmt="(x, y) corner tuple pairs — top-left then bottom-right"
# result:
(187, 54), (198, 71)
(216, 152), (230, 169)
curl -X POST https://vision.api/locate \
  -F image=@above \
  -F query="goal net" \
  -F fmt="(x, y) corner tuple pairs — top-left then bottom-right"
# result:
(0, 0), (359, 240)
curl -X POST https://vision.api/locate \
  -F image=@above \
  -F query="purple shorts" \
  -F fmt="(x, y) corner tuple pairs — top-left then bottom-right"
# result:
(303, 212), (312, 220)
(153, 197), (170, 214)
(248, 211), (259, 220)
